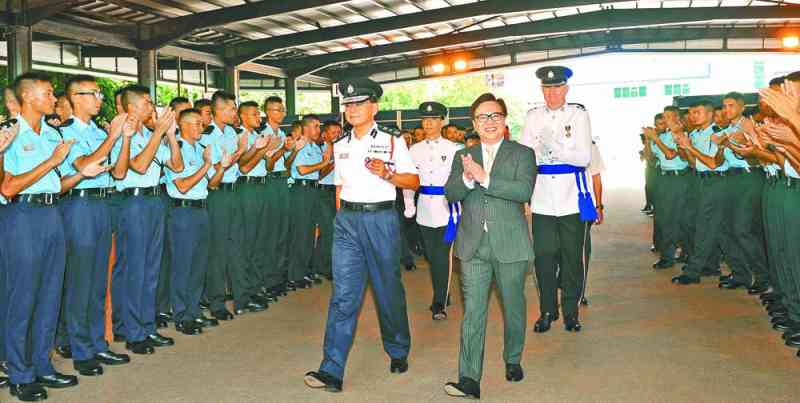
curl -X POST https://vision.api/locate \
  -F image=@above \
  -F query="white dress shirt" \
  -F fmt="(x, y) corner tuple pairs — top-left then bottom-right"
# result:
(405, 136), (463, 228)
(520, 103), (592, 217)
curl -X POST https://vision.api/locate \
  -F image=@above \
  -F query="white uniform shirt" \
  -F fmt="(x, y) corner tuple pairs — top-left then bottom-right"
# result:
(334, 123), (418, 203)
(588, 142), (605, 177)
(520, 103), (592, 217)
(406, 136), (463, 228)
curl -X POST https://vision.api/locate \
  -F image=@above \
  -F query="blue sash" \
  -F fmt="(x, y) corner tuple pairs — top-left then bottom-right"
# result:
(419, 185), (459, 244)
(538, 164), (597, 222)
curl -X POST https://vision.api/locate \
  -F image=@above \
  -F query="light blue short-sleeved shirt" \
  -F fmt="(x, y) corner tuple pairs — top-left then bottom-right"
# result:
(691, 125), (729, 173)
(291, 142), (323, 180)
(112, 126), (171, 190)
(651, 130), (688, 171)
(165, 139), (218, 200)
(262, 125), (288, 172)
(59, 117), (118, 189)
(4, 115), (62, 194)
(764, 163), (781, 176)
(785, 159), (800, 179)
(245, 129), (268, 177)
(319, 142), (334, 185)
(719, 120), (751, 169)
(201, 121), (240, 183)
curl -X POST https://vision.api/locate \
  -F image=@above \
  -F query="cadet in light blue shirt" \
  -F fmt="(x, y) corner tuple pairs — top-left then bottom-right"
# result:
(202, 119), (241, 184)
(59, 116), (117, 190)
(690, 124), (729, 173)
(650, 129), (689, 171)
(3, 114), (63, 195)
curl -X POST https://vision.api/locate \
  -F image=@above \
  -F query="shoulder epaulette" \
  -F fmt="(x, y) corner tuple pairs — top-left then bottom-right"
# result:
(711, 125), (723, 134)
(234, 126), (244, 135)
(202, 125), (214, 135)
(0, 118), (17, 129)
(378, 125), (402, 137)
(568, 103), (586, 111)
(60, 118), (75, 128)
(334, 130), (351, 144)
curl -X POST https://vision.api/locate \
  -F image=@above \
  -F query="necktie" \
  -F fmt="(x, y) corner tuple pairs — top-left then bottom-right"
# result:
(485, 145), (495, 174)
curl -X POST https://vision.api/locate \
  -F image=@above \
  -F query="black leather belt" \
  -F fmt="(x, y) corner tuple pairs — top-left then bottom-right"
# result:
(294, 179), (317, 187)
(660, 169), (688, 176)
(12, 193), (59, 206)
(218, 182), (237, 192)
(242, 176), (267, 185)
(172, 199), (207, 208)
(267, 172), (287, 179)
(341, 200), (394, 212)
(66, 187), (114, 199)
(696, 171), (725, 178)
(316, 183), (335, 191)
(122, 186), (161, 197)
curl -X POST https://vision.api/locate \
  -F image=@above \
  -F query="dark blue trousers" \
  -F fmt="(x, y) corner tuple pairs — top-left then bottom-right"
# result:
(119, 195), (165, 342)
(0, 205), (7, 364)
(4, 203), (66, 384)
(168, 206), (210, 323)
(61, 197), (112, 361)
(109, 192), (126, 337)
(319, 208), (410, 380)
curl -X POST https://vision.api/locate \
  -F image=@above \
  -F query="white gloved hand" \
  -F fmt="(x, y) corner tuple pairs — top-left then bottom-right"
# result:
(404, 207), (416, 219)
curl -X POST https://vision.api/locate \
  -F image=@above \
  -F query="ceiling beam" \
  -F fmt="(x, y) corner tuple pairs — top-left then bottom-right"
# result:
(2, 0), (89, 26)
(225, 0), (634, 65)
(137, 0), (354, 49)
(280, 6), (800, 75)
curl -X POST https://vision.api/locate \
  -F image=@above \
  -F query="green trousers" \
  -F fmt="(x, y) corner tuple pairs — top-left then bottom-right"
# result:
(724, 171), (768, 284)
(645, 162), (657, 208)
(207, 188), (249, 311)
(533, 213), (587, 318)
(263, 175), (291, 289)
(653, 172), (690, 263)
(763, 177), (785, 296)
(780, 181), (800, 322)
(458, 232), (528, 382)
(651, 172), (661, 248)
(682, 172), (700, 258)
(312, 187), (335, 277)
(241, 181), (268, 294)
(288, 183), (318, 282)
(683, 175), (727, 278)
(419, 226), (450, 309)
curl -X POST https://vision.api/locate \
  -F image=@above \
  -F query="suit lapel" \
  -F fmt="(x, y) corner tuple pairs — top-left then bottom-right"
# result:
(492, 140), (510, 173)
(470, 144), (483, 168)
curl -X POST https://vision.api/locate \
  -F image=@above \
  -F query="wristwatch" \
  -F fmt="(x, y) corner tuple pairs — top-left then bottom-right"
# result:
(596, 204), (604, 210)
(383, 170), (394, 181)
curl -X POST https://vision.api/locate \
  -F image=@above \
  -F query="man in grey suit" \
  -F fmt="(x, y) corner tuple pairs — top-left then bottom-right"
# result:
(443, 93), (536, 400)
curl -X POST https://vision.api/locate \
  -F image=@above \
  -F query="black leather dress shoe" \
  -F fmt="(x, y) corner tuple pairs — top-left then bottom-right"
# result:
(310, 273), (323, 284)
(565, 315), (582, 332)
(580, 297), (589, 306)
(505, 363), (524, 382)
(770, 310), (789, 319)
(0, 376), (8, 388)
(431, 303), (447, 321)
(652, 259), (674, 270)
(55, 345), (72, 359)
(782, 328), (800, 340)
(73, 359), (103, 376)
(719, 273), (733, 282)
(672, 274), (700, 285)
(211, 309), (234, 321)
(157, 311), (173, 322)
(304, 370), (342, 392)
(404, 263), (417, 271)
(10, 383), (47, 401)
(195, 314), (219, 328)
(773, 317), (796, 332)
(390, 357), (408, 374)
(1, 360), (8, 374)
(125, 340), (154, 355)
(113, 333), (126, 343)
(444, 377), (481, 399)
(176, 321), (202, 335)
(199, 299), (210, 310)
(252, 293), (275, 305)
(785, 335), (800, 348)
(36, 372), (78, 389)
(649, 245), (656, 253)
(284, 282), (297, 292)
(147, 332), (175, 346)
(95, 351), (130, 365)
(235, 301), (267, 315)
(533, 313), (555, 333)
(761, 291), (780, 302)
(156, 317), (169, 329)
(747, 283), (770, 295)
(676, 254), (689, 263)
(719, 279), (750, 289)
(287, 280), (307, 290)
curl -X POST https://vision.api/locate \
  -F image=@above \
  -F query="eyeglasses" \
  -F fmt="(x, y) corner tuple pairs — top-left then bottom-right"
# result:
(74, 91), (104, 101)
(475, 112), (506, 123)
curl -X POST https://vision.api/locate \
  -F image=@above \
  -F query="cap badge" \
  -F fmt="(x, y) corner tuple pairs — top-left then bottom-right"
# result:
(427, 105), (433, 112)
(347, 84), (355, 94)
(547, 70), (554, 79)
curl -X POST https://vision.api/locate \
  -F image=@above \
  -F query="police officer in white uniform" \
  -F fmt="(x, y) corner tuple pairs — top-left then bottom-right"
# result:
(520, 66), (594, 333)
(405, 102), (462, 320)
(304, 78), (420, 393)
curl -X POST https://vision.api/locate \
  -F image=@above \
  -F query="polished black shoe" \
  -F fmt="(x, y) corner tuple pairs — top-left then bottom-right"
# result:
(649, 245), (657, 253)
(253, 293), (275, 305)
(747, 283), (770, 295)
(390, 357), (408, 374)
(444, 377), (481, 399)
(211, 309), (234, 321)
(10, 383), (47, 401)
(147, 332), (175, 346)
(113, 333), (126, 343)
(55, 345), (72, 359)
(199, 299), (210, 310)
(565, 315), (582, 332)
(782, 328), (800, 340)
(785, 335), (800, 348)
(772, 317), (796, 332)
(770, 310), (789, 319)
(36, 372), (78, 389)
(701, 267), (721, 277)
(672, 274), (700, 285)
(176, 321), (202, 335)
(676, 254), (689, 264)
(287, 280), (307, 290)
(73, 359), (103, 376)
(719, 279), (750, 289)
(284, 281), (297, 292)
(533, 313), (555, 333)
(431, 303), (447, 321)
(580, 297), (589, 306)
(125, 340), (154, 355)
(652, 259), (674, 270)
(304, 370), (342, 392)
(310, 273), (323, 284)
(195, 314), (219, 328)
(157, 311), (173, 322)
(0, 376), (8, 388)
(156, 317), (169, 329)
(404, 263), (416, 271)
(718, 273), (733, 282)
(235, 301), (267, 315)
(505, 363), (524, 382)
(95, 350), (130, 366)
(1, 360), (8, 374)
(761, 293), (780, 303)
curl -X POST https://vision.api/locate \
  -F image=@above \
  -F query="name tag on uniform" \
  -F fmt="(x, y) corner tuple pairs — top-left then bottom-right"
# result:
(368, 144), (390, 154)
(23, 143), (35, 152)
(338, 153), (349, 159)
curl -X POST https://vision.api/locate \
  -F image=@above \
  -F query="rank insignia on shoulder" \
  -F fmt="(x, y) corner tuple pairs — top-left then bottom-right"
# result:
(202, 125), (214, 135)
(59, 118), (75, 128)
(0, 118), (17, 129)
(568, 103), (586, 111)
(565, 125), (572, 138)
(379, 125), (402, 137)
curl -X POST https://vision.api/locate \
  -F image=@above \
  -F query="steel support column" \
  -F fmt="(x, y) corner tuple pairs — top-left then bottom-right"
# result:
(7, 25), (33, 82)
(137, 49), (158, 101)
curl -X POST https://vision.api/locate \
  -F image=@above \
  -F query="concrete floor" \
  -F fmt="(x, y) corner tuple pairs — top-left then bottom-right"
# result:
(32, 187), (800, 403)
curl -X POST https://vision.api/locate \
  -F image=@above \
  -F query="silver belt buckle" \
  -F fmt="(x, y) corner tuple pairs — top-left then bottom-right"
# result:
(43, 193), (55, 205)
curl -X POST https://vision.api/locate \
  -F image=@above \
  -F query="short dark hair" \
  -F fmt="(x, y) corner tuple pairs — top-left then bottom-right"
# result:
(114, 88), (125, 99)
(689, 99), (714, 112)
(64, 74), (96, 96)
(169, 96), (190, 109)
(264, 96), (283, 108)
(55, 91), (68, 100)
(786, 71), (800, 83)
(469, 93), (507, 120)
(768, 76), (785, 87)
(194, 98), (211, 109)
(211, 90), (236, 113)
(654, 113), (664, 122)
(178, 108), (201, 122)
(119, 84), (150, 112)
(290, 120), (302, 132)
(663, 106), (680, 114)
(723, 92), (745, 104)
(238, 101), (259, 116)
(322, 120), (341, 132)
(13, 72), (52, 102)
(301, 114), (320, 127)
